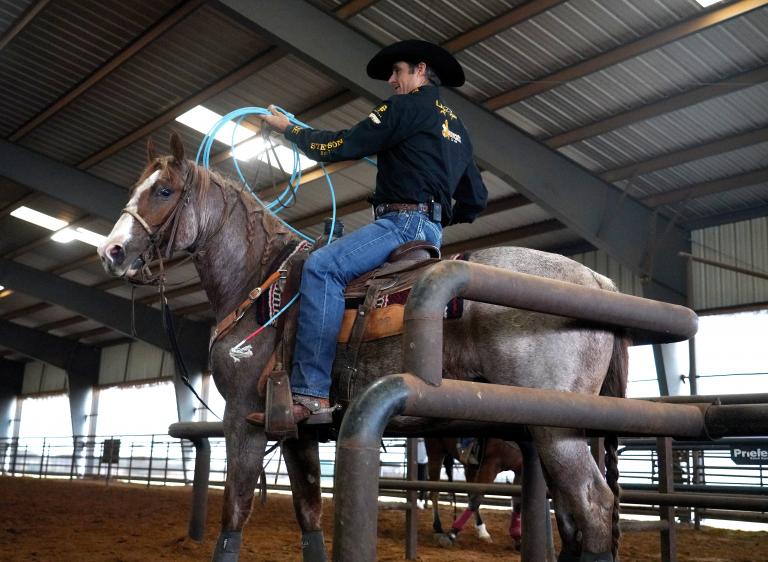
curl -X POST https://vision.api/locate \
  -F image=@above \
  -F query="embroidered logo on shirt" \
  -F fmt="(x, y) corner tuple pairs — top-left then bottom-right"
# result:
(368, 112), (381, 124)
(436, 100), (457, 120)
(442, 120), (461, 143)
(290, 125), (304, 135)
(310, 139), (343, 156)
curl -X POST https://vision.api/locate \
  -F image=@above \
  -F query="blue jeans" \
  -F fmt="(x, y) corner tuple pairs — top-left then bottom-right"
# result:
(291, 210), (443, 399)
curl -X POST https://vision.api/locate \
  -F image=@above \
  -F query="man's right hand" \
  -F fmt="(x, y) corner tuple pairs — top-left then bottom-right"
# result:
(260, 104), (290, 135)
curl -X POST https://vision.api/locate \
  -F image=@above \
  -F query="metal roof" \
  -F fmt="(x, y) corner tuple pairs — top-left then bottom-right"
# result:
(2, 0), (768, 365)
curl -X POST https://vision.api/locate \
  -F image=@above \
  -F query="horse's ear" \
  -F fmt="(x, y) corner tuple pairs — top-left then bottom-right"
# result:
(146, 137), (157, 163)
(170, 130), (185, 163)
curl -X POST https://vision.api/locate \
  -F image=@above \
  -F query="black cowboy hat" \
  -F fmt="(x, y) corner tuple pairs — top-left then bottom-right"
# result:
(367, 39), (465, 87)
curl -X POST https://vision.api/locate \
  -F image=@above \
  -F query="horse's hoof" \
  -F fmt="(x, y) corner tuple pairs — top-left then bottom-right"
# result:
(477, 523), (492, 542)
(514, 535), (522, 551)
(435, 533), (454, 548)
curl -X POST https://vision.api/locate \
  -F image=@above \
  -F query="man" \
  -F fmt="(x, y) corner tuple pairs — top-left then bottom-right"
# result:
(254, 39), (487, 425)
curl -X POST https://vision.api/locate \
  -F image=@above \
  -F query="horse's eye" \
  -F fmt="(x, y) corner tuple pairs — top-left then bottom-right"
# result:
(158, 188), (172, 197)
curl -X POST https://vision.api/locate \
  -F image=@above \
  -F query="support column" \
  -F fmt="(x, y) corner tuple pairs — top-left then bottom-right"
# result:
(405, 438), (418, 560)
(173, 366), (205, 423)
(520, 440), (547, 562)
(0, 359), (23, 440)
(657, 437), (677, 562)
(0, 360), (23, 472)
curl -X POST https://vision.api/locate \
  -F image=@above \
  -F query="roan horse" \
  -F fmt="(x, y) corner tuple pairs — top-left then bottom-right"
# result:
(424, 437), (523, 549)
(98, 131), (628, 562)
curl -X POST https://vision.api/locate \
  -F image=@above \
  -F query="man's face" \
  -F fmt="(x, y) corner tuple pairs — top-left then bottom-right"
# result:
(388, 61), (424, 95)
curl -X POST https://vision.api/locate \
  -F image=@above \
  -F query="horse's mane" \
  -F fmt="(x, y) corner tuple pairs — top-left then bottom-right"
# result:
(184, 158), (294, 264)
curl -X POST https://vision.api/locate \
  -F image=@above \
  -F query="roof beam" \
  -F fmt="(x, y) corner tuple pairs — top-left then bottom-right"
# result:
(332, 0), (382, 20)
(0, 191), (40, 220)
(483, 0), (768, 111)
(684, 203), (768, 231)
(0, 257), (210, 368)
(2, 215), (95, 260)
(546, 64), (768, 149)
(0, 0), (51, 52)
(213, 0), (693, 300)
(642, 168), (768, 208)
(441, 219), (565, 254)
(76, 46), (285, 169)
(601, 127), (768, 183)
(9, 0), (204, 142)
(0, 139), (127, 222)
(442, 0), (566, 53)
(0, 319), (99, 381)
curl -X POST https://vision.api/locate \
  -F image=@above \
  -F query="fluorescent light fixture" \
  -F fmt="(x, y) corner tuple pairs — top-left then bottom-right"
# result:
(11, 206), (68, 230)
(11, 206), (106, 246)
(177, 105), (317, 171)
(696, 0), (724, 7)
(176, 105), (255, 145)
(51, 227), (107, 247)
(0, 285), (3, 291)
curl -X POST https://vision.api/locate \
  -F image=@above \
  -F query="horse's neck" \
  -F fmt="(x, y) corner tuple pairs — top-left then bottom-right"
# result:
(193, 192), (291, 321)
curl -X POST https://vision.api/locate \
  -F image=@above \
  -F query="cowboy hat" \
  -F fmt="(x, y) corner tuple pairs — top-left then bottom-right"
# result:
(366, 39), (465, 87)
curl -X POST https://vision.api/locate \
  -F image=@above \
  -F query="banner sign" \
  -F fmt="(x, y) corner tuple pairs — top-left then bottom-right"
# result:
(730, 445), (768, 465)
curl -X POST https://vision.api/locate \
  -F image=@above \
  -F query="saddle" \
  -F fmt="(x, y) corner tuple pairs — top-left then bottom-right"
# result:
(261, 239), (442, 440)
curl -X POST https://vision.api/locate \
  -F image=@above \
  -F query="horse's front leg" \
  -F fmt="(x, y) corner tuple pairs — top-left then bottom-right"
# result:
(281, 430), (328, 562)
(213, 416), (268, 562)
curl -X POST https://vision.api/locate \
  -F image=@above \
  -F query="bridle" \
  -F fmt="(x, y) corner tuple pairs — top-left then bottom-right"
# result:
(121, 162), (194, 286)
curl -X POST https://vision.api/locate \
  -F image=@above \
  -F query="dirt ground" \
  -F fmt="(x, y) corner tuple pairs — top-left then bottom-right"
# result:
(2, 476), (767, 562)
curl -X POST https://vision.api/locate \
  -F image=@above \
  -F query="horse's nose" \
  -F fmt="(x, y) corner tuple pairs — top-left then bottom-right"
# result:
(101, 243), (125, 265)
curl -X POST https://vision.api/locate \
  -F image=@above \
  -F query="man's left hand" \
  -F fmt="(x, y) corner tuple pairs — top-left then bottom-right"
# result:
(260, 105), (290, 135)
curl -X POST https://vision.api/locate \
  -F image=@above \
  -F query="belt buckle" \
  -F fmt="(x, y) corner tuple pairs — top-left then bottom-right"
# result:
(375, 204), (386, 218)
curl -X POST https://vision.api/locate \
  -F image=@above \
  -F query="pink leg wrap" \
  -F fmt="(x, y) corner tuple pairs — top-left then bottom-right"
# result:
(509, 511), (522, 537)
(453, 508), (473, 531)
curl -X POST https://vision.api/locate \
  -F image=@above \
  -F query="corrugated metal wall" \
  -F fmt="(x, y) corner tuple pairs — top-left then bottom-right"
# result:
(570, 249), (644, 298)
(691, 217), (768, 310)
(99, 341), (174, 386)
(22, 362), (68, 395)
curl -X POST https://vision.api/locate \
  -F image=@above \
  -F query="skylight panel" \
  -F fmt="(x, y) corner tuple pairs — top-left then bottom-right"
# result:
(177, 106), (317, 171)
(10, 207), (106, 246)
(11, 206), (68, 231)
(176, 105), (255, 145)
(695, 0), (724, 7)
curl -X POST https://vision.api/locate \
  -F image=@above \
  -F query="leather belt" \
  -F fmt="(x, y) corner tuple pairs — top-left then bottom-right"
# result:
(374, 203), (429, 219)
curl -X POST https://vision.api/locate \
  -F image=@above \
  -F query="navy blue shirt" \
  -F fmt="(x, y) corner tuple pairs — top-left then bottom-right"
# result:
(283, 86), (487, 226)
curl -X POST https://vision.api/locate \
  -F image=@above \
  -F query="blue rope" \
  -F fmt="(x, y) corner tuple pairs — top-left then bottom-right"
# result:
(195, 106), (363, 244)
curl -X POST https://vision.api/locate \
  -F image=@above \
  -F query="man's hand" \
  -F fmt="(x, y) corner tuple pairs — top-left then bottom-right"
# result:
(260, 105), (290, 135)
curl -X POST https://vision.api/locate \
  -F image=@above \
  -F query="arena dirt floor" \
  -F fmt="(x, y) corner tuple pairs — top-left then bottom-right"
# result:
(2, 476), (767, 562)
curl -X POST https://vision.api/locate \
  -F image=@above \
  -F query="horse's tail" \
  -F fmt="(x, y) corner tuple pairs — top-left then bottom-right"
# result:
(600, 329), (630, 560)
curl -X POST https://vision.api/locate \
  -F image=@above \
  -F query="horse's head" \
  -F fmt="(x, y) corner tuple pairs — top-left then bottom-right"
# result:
(98, 131), (201, 278)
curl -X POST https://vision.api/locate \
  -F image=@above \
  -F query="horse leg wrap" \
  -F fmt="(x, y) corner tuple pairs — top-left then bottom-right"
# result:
(453, 508), (473, 531)
(301, 530), (328, 562)
(581, 552), (613, 562)
(212, 531), (242, 562)
(509, 511), (522, 538)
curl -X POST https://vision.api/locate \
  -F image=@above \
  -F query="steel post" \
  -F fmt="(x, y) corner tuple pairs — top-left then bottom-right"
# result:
(332, 376), (410, 562)
(404, 438), (418, 560)
(658, 437), (677, 562)
(189, 437), (211, 542)
(520, 441), (547, 562)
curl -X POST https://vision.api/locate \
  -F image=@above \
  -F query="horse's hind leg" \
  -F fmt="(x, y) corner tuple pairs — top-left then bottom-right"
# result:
(531, 426), (614, 561)
(213, 419), (268, 562)
(281, 430), (327, 562)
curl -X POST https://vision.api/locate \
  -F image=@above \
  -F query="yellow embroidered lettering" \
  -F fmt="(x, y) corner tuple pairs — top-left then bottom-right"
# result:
(442, 120), (461, 144)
